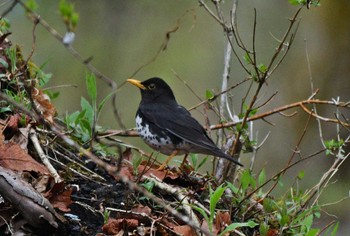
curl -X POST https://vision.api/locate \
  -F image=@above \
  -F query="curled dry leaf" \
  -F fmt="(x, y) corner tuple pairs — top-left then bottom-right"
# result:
(215, 211), (232, 233)
(32, 87), (57, 124)
(122, 148), (133, 161)
(102, 218), (139, 234)
(2, 114), (20, 140)
(44, 182), (73, 213)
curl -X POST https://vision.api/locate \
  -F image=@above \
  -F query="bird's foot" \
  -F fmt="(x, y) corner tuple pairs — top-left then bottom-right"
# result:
(156, 163), (167, 171)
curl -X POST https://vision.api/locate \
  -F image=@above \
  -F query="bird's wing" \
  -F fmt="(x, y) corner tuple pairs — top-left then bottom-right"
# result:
(139, 103), (219, 150)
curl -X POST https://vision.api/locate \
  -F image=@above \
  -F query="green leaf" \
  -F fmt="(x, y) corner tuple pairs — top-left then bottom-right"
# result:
(314, 211), (321, 218)
(258, 63), (267, 73)
(190, 153), (197, 168)
(241, 169), (256, 191)
(259, 221), (269, 236)
(219, 220), (258, 236)
(0, 58), (8, 69)
(263, 198), (276, 213)
(205, 89), (214, 100)
(305, 229), (320, 236)
(140, 180), (155, 192)
(196, 156), (208, 170)
(278, 202), (290, 226)
(226, 182), (239, 194)
(25, 0), (38, 11)
(45, 91), (60, 100)
(209, 184), (227, 218)
(0, 106), (12, 113)
(97, 92), (113, 117)
(297, 170), (305, 180)
(71, 12), (79, 28)
(302, 214), (314, 231)
(0, 18), (11, 32)
(243, 52), (252, 64)
(250, 107), (258, 116)
(258, 168), (266, 186)
(288, 0), (305, 5)
(132, 155), (142, 173)
(330, 222), (339, 236)
(191, 205), (210, 231)
(86, 73), (97, 104)
(81, 97), (93, 125)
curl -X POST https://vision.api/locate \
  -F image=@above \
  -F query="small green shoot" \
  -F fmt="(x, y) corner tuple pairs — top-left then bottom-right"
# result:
(139, 179), (155, 201)
(25, 0), (38, 11)
(189, 153), (208, 171)
(103, 208), (111, 224)
(218, 220), (258, 236)
(132, 155), (143, 174)
(59, 0), (79, 31)
(0, 18), (11, 33)
(205, 89), (214, 100)
(324, 139), (345, 157)
(191, 184), (227, 233)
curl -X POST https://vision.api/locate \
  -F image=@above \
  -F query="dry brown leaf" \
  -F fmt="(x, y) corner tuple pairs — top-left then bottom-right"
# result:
(215, 211), (232, 233)
(10, 127), (30, 150)
(122, 148), (132, 161)
(33, 174), (51, 193)
(131, 204), (152, 215)
(267, 229), (279, 236)
(201, 219), (219, 236)
(2, 114), (20, 140)
(45, 182), (73, 212)
(102, 218), (139, 234)
(0, 140), (49, 174)
(137, 164), (179, 181)
(117, 164), (134, 181)
(173, 225), (197, 236)
(32, 87), (56, 124)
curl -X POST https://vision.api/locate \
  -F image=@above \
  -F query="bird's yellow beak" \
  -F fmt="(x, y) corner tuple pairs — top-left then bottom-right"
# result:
(127, 79), (146, 90)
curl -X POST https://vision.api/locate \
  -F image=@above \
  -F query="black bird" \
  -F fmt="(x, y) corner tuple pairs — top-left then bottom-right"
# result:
(127, 77), (242, 169)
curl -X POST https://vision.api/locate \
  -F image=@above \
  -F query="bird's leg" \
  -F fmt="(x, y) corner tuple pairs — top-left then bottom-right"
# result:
(180, 153), (189, 169)
(157, 150), (179, 171)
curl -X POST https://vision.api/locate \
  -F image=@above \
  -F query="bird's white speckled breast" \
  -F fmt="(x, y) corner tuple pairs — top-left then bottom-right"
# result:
(135, 115), (188, 155)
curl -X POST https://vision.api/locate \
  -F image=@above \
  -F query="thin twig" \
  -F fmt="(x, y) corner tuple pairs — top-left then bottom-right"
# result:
(29, 127), (62, 183)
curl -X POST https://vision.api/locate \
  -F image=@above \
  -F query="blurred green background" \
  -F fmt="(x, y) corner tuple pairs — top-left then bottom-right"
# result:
(2, 0), (349, 234)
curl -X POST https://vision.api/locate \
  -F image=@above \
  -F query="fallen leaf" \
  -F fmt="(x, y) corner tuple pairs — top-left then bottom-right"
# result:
(215, 211), (231, 233)
(116, 165), (134, 181)
(122, 148), (132, 161)
(267, 229), (279, 236)
(2, 114), (20, 140)
(32, 87), (56, 124)
(45, 182), (73, 212)
(131, 204), (152, 215)
(33, 174), (51, 193)
(202, 219), (219, 236)
(137, 164), (179, 181)
(173, 225), (197, 236)
(102, 218), (139, 234)
(0, 140), (49, 174)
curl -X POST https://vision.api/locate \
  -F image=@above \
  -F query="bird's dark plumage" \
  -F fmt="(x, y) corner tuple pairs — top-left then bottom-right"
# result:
(127, 77), (242, 166)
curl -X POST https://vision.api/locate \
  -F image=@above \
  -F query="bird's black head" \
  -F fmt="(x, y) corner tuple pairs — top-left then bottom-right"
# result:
(127, 77), (176, 104)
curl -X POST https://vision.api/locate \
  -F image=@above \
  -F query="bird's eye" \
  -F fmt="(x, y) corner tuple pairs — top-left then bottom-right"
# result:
(148, 83), (156, 90)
